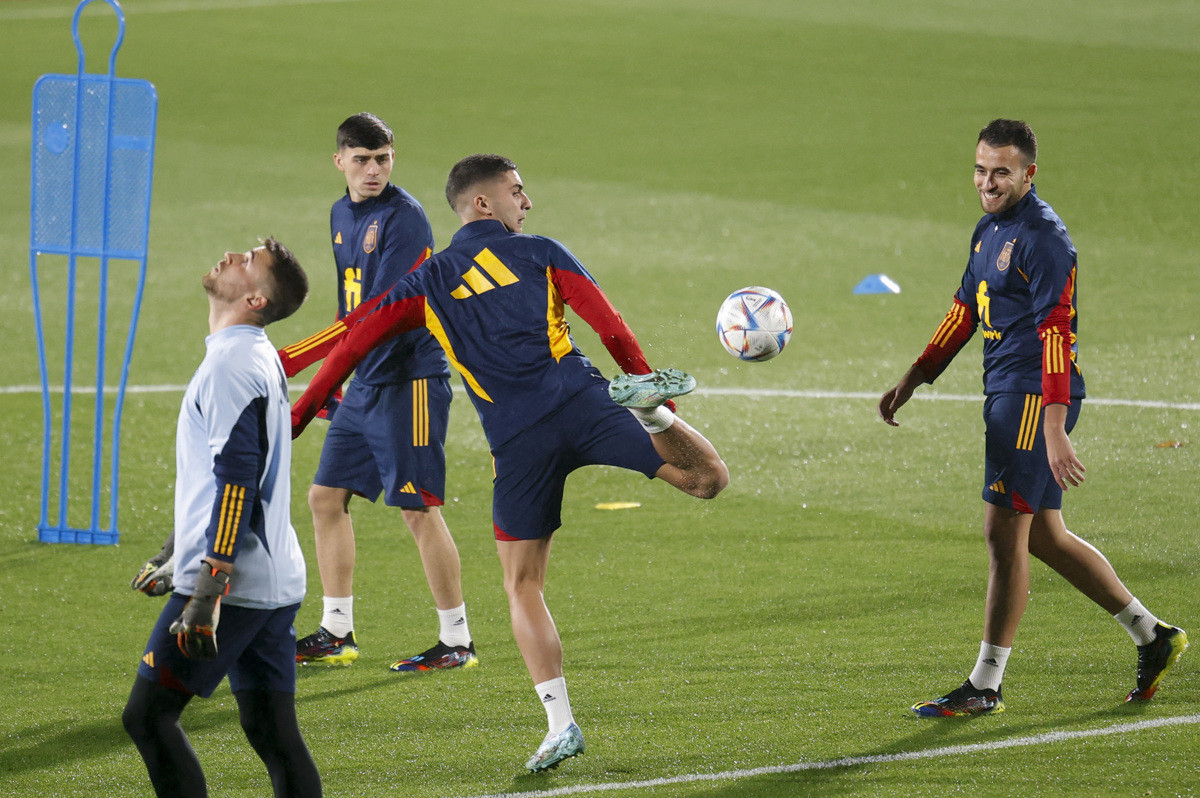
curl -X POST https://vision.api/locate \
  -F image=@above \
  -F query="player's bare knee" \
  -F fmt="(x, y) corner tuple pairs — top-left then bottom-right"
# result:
(692, 461), (730, 499)
(308, 484), (349, 519)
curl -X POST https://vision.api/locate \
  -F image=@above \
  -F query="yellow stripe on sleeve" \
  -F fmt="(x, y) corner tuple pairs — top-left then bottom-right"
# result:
(280, 320), (348, 357)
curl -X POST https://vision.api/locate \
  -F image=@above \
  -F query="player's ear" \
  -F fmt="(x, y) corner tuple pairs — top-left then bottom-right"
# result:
(472, 191), (491, 217)
(333, 151), (346, 173)
(246, 293), (269, 313)
(1024, 162), (1037, 183)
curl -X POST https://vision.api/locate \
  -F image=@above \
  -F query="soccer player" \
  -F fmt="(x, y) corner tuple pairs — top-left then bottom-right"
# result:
(879, 119), (1187, 716)
(280, 113), (475, 671)
(122, 239), (321, 797)
(281, 154), (729, 770)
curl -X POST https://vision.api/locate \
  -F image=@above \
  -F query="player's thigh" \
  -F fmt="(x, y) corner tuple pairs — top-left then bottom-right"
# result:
(136, 596), (286, 698)
(364, 377), (451, 507)
(983, 393), (1081, 513)
(491, 421), (573, 541)
(571, 382), (663, 476)
(227, 602), (302, 694)
(313, 383), (384, 501)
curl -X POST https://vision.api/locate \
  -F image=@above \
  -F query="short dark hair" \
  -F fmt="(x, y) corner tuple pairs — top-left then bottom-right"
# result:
(978, 119), (1037, 164)
(336, 112), (394, 151)
(259, 236), (308, 324)
(445, 154), (519, 213)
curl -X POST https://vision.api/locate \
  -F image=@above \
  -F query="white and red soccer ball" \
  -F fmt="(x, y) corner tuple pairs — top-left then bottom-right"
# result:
(715, 286), (792, 362)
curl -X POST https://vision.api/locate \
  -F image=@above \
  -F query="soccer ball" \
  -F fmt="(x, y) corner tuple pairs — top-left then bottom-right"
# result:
(715, 286), (793, 362)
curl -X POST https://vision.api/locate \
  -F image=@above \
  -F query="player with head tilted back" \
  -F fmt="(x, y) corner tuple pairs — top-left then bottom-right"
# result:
(879, 119), (1187, 716)
(281, 154), (729, 771)
(275, 113), (476, 672)
(122, 239), (321, 797)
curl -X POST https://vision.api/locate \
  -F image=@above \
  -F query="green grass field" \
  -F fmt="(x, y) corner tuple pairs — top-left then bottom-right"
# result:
(1, 1), (1197, 796)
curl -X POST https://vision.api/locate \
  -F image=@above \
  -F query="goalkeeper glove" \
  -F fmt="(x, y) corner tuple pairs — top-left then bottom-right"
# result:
(131, 534), (175, 596)
(169, 560), (230, 660)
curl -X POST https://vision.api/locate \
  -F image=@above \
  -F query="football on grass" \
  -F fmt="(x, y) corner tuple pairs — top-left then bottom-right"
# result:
(715, 286), (793, 362)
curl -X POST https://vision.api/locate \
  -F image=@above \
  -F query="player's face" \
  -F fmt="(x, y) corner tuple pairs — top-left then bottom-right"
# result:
(485, 170), (532, 232)
(974, 142), (1035, 215)
(335, 145), (395, 203)
(203, 246), (270, 301)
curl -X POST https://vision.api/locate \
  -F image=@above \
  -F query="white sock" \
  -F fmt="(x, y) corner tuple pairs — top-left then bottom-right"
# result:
(321, 596), (354, 638)
(437, 603), (472, 648)
(627, 405), (675, 434)
(1115, 598), (1160, 646)
(535, 677), (575, 734)
(968, 641), (1011, 692)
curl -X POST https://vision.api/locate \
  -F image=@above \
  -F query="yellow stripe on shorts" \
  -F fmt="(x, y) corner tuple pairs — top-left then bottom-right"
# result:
(1016, 394), (1042, 451)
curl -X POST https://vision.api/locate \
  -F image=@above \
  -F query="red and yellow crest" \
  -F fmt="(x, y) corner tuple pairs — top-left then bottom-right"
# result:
(996, 239), (1015, 272)
(362, 221), (379, 254)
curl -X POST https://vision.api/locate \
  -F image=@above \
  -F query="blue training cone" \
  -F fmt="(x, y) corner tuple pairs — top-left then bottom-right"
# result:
(853, 274), (901, 294)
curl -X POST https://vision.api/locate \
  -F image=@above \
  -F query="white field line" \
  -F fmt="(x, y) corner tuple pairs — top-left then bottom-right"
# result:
(2, 383), (1198, 412)
(462, 713), (1200, 798)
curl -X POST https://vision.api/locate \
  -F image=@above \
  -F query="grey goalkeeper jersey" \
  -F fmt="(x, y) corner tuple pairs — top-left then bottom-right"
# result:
(173, 324), (306, 609)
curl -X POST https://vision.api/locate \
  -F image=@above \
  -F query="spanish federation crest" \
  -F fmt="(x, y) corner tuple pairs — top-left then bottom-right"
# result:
(996, 239), (1015, 272)
(363, 221), (378, 254)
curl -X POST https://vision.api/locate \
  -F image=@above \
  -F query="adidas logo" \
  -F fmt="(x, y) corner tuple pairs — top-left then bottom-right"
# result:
(450, 248), (520, 299)
(983, 657), (998, 667)
(1131, 614), (1143, 625)
(142, 652), (155, 668)
(542, 694), (556, 703)
(330, 609), (347, 617)
(453, 617), (465, 626)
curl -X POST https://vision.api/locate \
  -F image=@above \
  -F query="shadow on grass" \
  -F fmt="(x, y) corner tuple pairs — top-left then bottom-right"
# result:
(0, 671), (401, 777)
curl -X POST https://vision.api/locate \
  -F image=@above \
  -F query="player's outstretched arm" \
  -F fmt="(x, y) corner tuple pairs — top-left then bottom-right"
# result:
(291, 294), (426, 436)
(879, 365), (928, 426)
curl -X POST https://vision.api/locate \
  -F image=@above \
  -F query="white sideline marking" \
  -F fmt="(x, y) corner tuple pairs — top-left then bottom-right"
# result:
(2, 384), (1197, 412)
(464, 714), (1200, 798)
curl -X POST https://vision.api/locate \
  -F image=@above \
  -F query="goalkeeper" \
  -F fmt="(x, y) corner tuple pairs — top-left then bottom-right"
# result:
(122, 239), (321, 798)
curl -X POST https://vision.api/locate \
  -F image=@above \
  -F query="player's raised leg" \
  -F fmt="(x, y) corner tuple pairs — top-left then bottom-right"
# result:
(609, 369), (729, 499)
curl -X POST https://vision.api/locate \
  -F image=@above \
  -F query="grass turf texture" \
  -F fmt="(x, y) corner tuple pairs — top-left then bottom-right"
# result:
(1, 1), (1197, 796)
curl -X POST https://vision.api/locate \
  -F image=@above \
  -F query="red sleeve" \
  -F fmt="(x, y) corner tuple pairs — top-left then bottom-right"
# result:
(277, 291), (391, 377)
(290, 296), (426, 436)
(551, 267), (651, 376)
(1037, 266), (1077, 406)
(913, 296), (977, 382)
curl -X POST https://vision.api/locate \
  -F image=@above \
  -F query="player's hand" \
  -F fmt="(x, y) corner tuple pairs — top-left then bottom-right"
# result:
(131, 551), (174, 596)
(1044, 404), (1085, 490)
(131, 533), (176, 596)
(169, 561), (230, 660)
(315, 385), (343, 422)
(879, 366), (926, 426)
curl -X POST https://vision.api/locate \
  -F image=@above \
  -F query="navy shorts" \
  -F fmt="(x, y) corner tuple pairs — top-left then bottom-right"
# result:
(136, 593), (300, 698)
(983, 392), (1082, 514)
(314, 377), (451, 507)
(491, 381), (665, 540)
